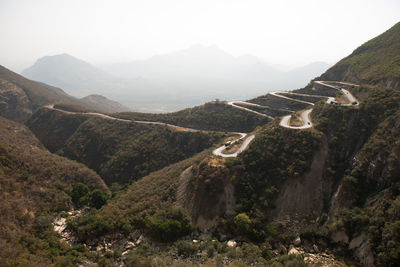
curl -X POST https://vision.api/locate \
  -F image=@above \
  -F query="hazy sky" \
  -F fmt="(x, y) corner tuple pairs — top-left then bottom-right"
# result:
(1, 0), (399, 72)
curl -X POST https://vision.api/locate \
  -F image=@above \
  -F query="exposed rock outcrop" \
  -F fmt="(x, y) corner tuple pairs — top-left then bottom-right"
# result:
(270, 138), (328, 220)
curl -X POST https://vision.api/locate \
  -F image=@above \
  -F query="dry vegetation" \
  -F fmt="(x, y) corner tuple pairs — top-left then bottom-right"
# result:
(289, 112), (304, 127)
(0, 117), (108, 265)
(114, 101), (270, 132)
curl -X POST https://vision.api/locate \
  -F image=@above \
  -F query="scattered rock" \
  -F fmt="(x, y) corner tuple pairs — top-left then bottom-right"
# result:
(227, 240), (237, 247)
(135, 235), (143, 246)
(121, 251), (129, 256)
(55, 217), (66, 226)
(293, 236), (301, 246)
(125, 241), (136, 249)
(53, 217), (67, 234)
(192, 239), (200, 244)
(288, 247), (300, 255)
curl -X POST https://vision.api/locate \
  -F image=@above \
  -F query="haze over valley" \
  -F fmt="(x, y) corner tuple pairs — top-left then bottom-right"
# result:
(22, 46), (330, 112)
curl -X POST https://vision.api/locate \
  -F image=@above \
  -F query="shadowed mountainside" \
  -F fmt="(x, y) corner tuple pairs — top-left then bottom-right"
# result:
(27, 108), (227, 185)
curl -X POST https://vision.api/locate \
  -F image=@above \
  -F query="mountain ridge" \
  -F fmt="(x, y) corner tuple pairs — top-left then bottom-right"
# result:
(21, 47), (330, 112)
(0, 65), (129, 121)
(316, 21), (400, 89)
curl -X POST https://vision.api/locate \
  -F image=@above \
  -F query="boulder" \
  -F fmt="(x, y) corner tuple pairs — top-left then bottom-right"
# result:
(54, 217), (66, 226)
(135, 235), (143, 246)
(122, 251), (129, 256)
(293, 236), (301, 246)
(125, 241), (136, 249)
(288, 247), (300, 255)
(227, 240), (237, 247)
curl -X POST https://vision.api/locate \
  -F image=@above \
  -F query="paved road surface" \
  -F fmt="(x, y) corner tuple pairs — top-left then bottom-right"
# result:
(227, 101), (274, 119)
(45, 104), (254, 157)
(45, 105), (202, 132)
(212, 134), (255, 158)
(279, 109), (313, 129)
(270, 91), (315, 106)
(45, 80), (359, 157)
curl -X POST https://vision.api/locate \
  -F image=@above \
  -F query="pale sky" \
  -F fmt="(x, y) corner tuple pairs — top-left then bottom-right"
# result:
(0, 0), (399, 72)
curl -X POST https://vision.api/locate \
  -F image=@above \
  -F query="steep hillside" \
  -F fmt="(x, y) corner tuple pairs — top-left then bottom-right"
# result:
(62, 84), (400, 266)
(115, 101), (270, 132)
(0, 65), (80, 122)
(317, 21), (400, 89)
(65, 150), (310, 266)
(0, 116), (109, 265)
(3, 21), (399, 267)
(0, 65), (126, 122)
(27, 108), (226, 185)
(309, 85), (400, 266)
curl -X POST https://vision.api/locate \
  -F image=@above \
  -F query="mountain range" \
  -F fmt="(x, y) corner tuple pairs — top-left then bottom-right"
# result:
(1, 21), (400, 267)
(22, 46), (330, 112)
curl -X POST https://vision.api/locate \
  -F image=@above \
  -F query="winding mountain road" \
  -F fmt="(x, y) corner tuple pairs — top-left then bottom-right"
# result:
(270, 91), (316, 106)
(227, 101), (274, 119)
(44, 80), (359, 158)
(279, 109), (313, 129)
(44, 104), (252, 158)
(212, 133), (255, 158)
(46, 104), (202, 132)
(227, 81), (359, 130)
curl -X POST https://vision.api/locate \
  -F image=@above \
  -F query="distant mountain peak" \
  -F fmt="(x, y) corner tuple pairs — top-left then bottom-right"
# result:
(21, 53), (111, 97)
(34, 53), (91, 66)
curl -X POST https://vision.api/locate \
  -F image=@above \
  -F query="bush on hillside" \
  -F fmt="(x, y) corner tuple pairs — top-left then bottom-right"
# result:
(147, 207), (193, 242)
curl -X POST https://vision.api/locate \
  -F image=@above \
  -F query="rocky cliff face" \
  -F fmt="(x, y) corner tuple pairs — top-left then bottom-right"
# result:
(177, 158), (236, 231)
(270, 138), (329, 221)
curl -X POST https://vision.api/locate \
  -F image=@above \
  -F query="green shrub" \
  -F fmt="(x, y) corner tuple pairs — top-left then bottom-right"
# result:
(68, 211), (113, 241)
(89, 189), (108, 209)
(70, 182), (90, 207)
(147, 208), (193, 242)
(341, 208), (369, 238)
(174, 240), (197, 257)
(234, 213), (251, 234)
